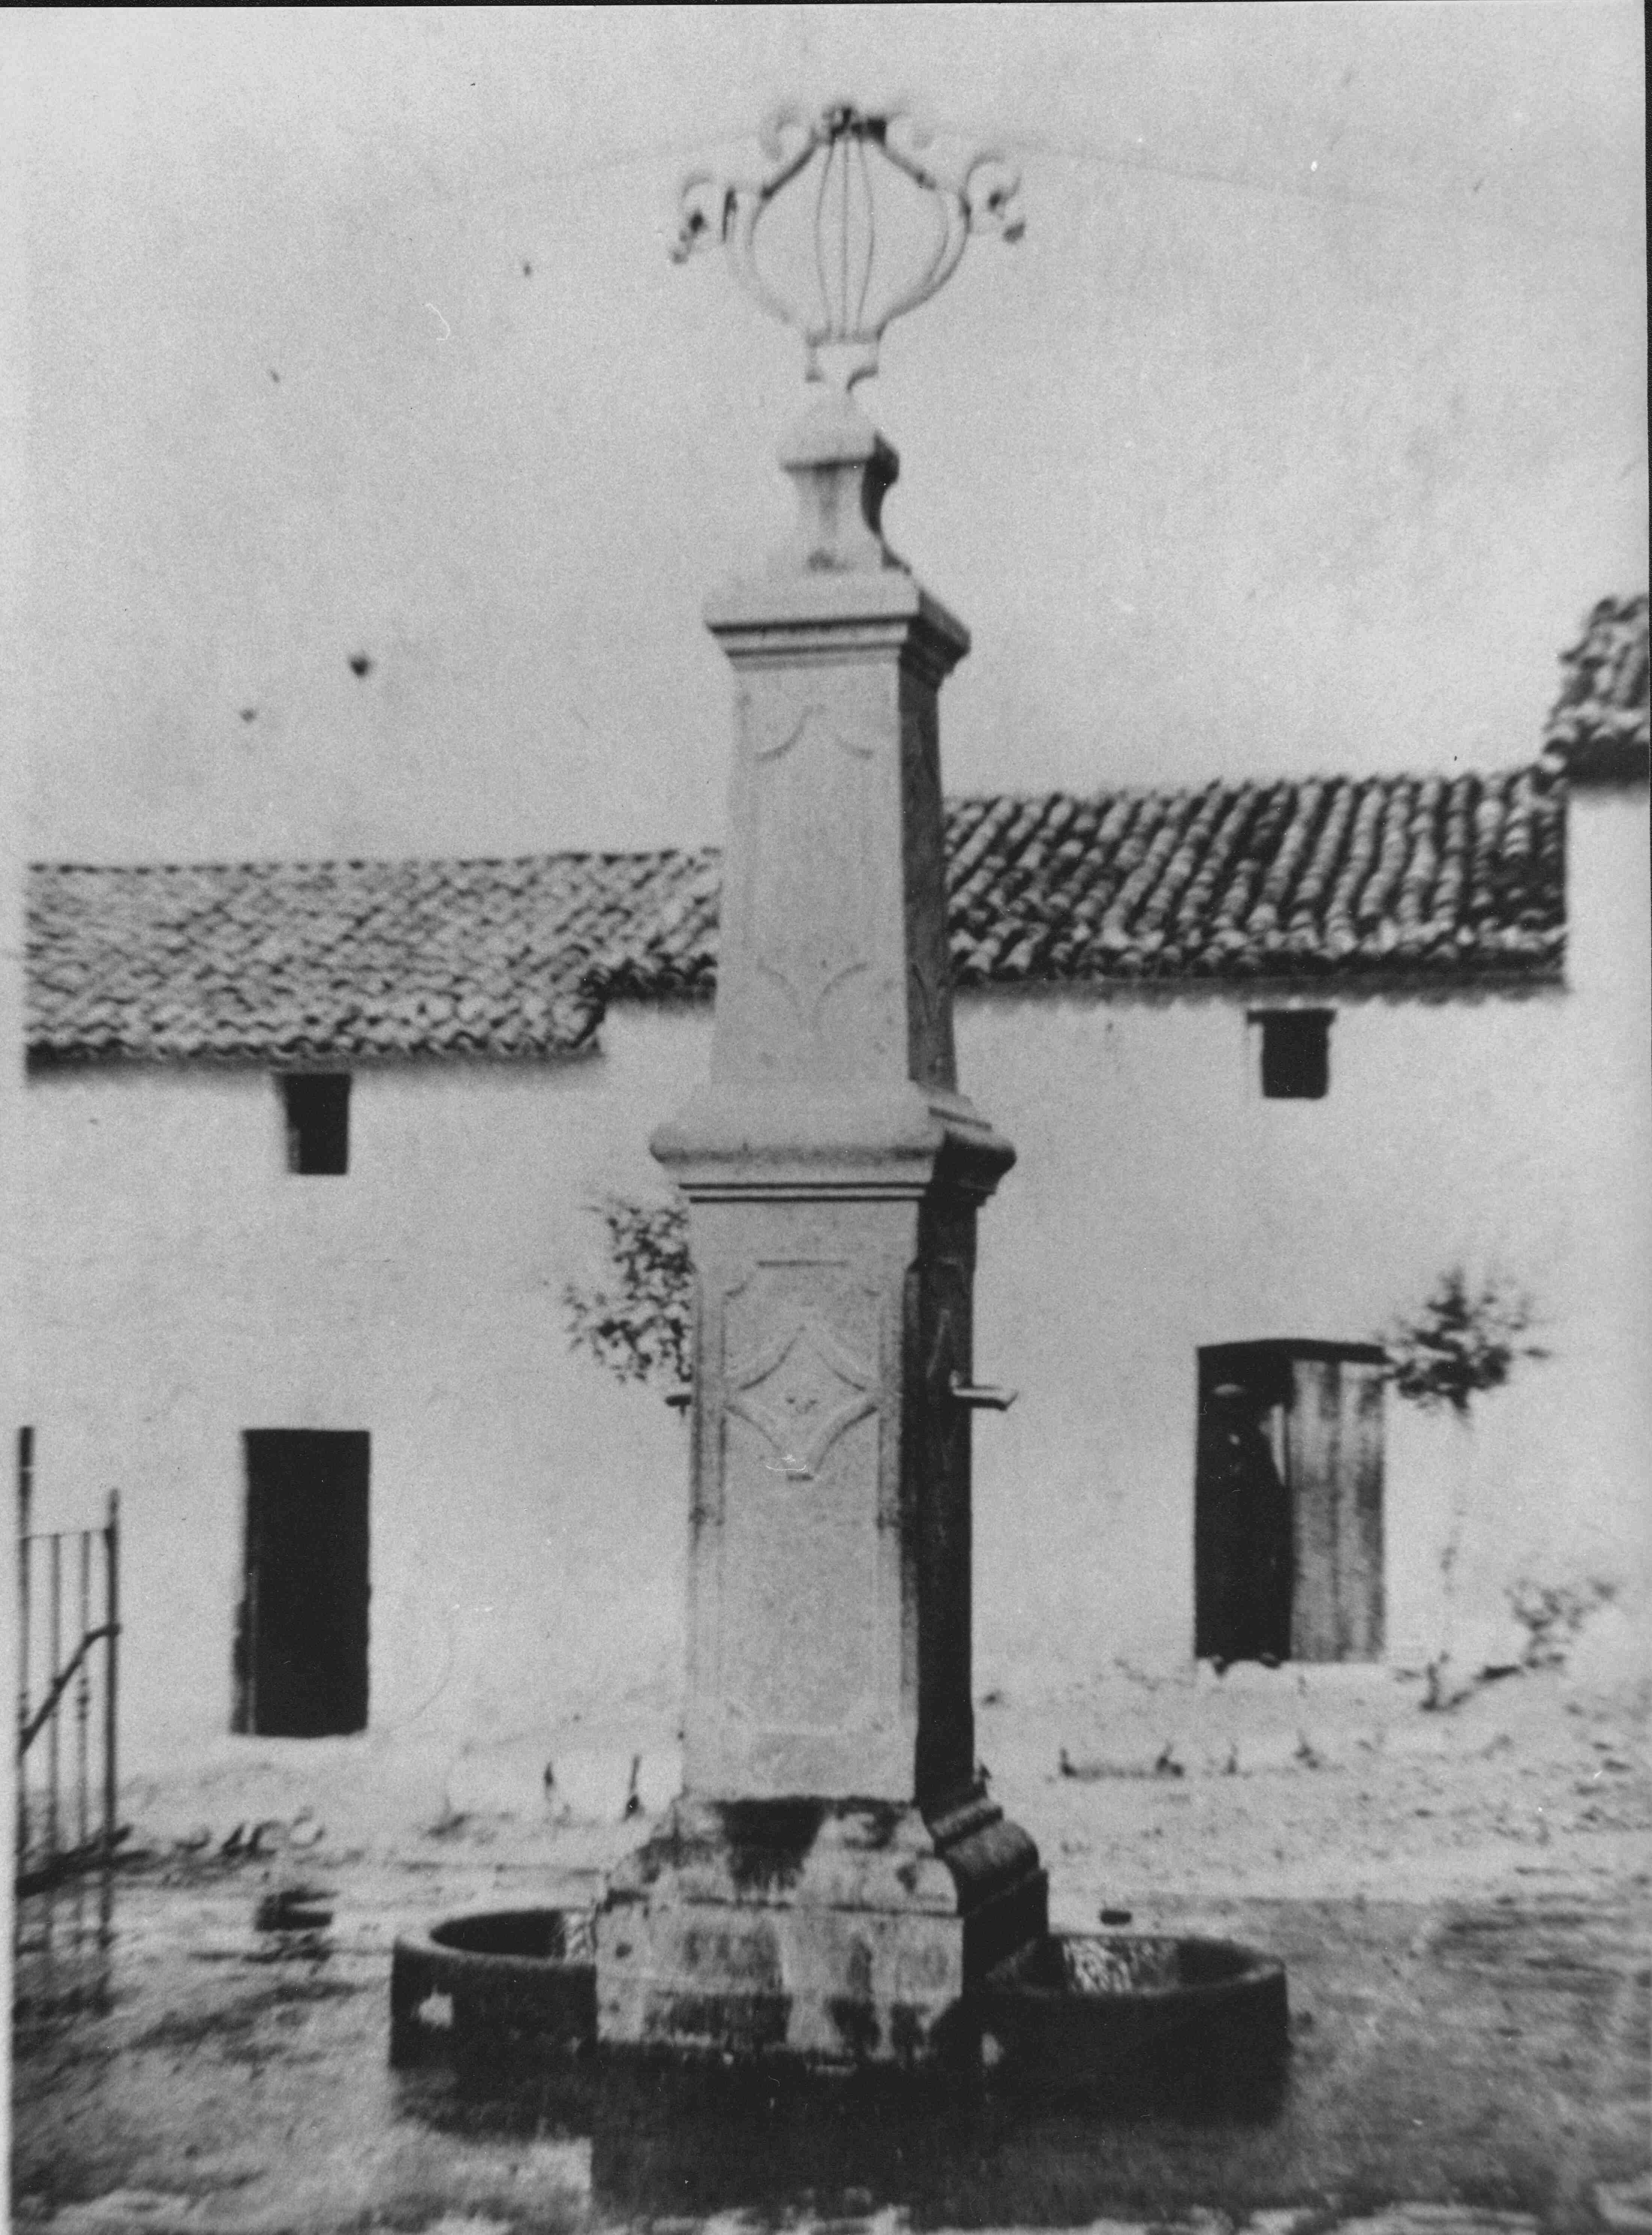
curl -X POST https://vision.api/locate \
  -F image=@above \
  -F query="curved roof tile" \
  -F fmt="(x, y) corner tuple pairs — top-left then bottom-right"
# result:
(27, 766), (1568, 1065)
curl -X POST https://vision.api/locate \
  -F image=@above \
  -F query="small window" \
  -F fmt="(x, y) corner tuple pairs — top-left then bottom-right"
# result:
(282, 1073), (350, 1174)
(1251, 1010), (1331, 1100)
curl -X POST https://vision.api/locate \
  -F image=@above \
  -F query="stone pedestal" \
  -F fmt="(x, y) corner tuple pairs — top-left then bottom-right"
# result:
(594, 393), (1045, 2068)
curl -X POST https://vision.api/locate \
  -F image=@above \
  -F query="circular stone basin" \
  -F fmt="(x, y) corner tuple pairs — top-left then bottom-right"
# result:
(975, 1932), (1288, 2099)
(389, 1911), (1286, 2102)
(390, 1907), (596, 2066)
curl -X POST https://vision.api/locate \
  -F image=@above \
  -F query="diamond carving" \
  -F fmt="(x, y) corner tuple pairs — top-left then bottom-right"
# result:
(727, 1315), (878, 1480)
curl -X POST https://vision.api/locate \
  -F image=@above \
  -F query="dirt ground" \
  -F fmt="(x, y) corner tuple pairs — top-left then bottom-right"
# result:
(11, 1656), (1651, 2235)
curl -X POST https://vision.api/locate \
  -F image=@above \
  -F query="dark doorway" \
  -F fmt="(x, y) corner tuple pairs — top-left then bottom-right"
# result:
(237, 1431), (369, 1736)
(1195, 1342), (1386, 1665)
(1195, 1352), (1295, 1664)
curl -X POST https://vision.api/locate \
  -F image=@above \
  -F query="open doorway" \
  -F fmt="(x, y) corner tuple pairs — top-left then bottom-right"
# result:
(1195, 1351), (1295, 1664)
(236, 1430), (369, 1736)
(1195, 1342), (1386, 1665)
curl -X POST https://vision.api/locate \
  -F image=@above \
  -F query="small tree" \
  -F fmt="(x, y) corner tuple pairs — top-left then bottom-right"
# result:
(563, 1195), (693, 1407)
(1382, 1264), (1548, 1704)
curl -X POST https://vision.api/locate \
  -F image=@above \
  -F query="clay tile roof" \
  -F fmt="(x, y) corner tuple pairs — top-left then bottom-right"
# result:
(26, 765), (1567, 1066)
(1541, 595), (1650, 784)
(25, 852), (714, 1067)
(939, 769), (1563, 992)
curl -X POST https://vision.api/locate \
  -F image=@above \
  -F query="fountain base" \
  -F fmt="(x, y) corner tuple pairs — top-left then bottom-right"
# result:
(593, 1792), (1046, 2069)
(390, 1900), (1287, 2101)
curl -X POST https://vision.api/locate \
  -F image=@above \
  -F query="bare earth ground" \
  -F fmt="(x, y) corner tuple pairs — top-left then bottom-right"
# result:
(11, 1656), (1651, 2235)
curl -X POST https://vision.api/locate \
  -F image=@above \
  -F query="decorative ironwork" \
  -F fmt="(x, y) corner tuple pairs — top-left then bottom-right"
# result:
(674, 101), (1022, 387)
(16, 1428), (120, 2018)
(16, 1452), (120, 1902)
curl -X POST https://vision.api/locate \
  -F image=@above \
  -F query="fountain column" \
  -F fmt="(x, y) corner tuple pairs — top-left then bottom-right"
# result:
(388, 100), (1287, 2087)
(594, 105), (1045, 2070)
(597, 395), (1046, 2066)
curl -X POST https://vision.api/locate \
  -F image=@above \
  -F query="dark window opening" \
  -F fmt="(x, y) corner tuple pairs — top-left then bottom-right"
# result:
(236, 1430), (369, 1736)
(283, 1073), (350, 1174)
(1253, 1009), (1332, 1100)
(1195, 1342), (1385, 1666)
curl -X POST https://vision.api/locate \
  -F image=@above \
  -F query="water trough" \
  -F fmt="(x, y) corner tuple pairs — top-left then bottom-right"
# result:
(390, 1907), (1288, 2101)
(390, 1907), (595, 2066)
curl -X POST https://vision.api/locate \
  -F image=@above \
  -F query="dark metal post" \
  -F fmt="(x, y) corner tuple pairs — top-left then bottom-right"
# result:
(47, 1532), (61, 1869)
(17, 1427), (33, 1873)
(77, 1529), (92, 1854)
(103, 1492), (120, 1867)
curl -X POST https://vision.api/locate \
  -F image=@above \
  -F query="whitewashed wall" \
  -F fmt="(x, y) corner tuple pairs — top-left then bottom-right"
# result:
(965, 977), (1645, 1689)
(23, 1017), (702, 1771)
(23, 791), (1649, 1766)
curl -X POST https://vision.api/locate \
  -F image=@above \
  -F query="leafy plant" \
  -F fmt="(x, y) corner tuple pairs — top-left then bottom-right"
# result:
(1506, 1576), (1616, 1670)
(563, 1195), (693, 1405)
(1381, 1265), (1548, 1706)
(1383, 1264), (1547, 1418)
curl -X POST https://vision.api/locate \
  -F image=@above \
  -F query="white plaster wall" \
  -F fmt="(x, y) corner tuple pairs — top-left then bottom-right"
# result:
(962, 971), (1647, 1686)
(23, 794), (1650, 1760)
(23, 1011), (709, 1770)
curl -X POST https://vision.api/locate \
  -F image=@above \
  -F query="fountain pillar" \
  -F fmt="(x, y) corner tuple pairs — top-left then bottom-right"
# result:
(594, 389), (1046, 2066)
(392, 102), (1285, 2088)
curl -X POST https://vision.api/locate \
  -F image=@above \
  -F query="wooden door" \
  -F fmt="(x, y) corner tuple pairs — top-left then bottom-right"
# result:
(1286, 1355), (1385, 1662)
(1197, 1342), (1385, 1665)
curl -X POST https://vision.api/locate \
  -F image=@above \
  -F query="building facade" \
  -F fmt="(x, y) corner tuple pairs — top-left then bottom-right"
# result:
(22, 603), (1649, 1772)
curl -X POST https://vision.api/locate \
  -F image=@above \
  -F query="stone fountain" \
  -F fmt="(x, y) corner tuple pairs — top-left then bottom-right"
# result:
(599, 104), (1042, 2068)
(393, 102), (1286, 2088)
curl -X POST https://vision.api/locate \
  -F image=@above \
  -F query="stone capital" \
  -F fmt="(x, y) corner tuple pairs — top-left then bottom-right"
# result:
(703, 566), (970, 693)
(651, 1084), (1014, 1204)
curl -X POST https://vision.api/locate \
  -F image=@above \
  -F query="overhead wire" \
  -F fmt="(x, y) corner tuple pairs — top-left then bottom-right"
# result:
(928, 116), (1637, 253)
(418, 107), (1634, 256)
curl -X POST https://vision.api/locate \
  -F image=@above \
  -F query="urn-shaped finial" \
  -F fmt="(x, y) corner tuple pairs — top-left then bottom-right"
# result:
(674, 100), (1022, 395)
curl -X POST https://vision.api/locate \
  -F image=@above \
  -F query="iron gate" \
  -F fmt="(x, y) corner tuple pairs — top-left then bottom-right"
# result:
(16, 1429), (121, 1897)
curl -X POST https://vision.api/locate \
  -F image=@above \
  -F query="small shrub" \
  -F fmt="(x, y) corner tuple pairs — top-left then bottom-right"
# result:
(563, 1195), (692, 1404)
(1507, 1577), (1617, 1669)
(1381, 1264), (1549, 1708)
(1383, 1265), (1547, 1418)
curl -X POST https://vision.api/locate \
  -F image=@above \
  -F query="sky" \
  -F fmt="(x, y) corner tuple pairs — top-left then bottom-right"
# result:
(9, 4), (1648, 866)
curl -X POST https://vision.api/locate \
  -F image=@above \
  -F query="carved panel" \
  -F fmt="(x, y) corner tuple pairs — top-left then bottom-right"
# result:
(719, 1415), (881, 1743)
(713, 1252), (888, 1753)
(727, 1314), (878, 1481)
(748, 701), (876, 1032)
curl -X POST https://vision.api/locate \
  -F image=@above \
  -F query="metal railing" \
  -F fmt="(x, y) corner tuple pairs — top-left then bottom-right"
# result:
(16, 1430), (120, 1901)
